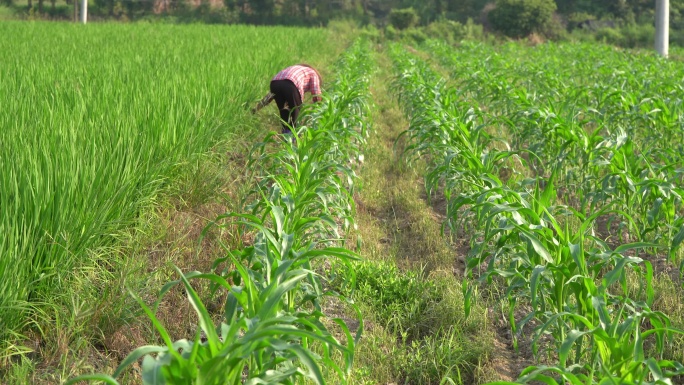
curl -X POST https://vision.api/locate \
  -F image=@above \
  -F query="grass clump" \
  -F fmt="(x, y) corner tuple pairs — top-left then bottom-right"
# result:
(351, 260), (494, 384)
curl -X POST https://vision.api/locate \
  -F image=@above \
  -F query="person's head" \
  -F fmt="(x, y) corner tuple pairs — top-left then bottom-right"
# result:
(298, 63), (322, 88)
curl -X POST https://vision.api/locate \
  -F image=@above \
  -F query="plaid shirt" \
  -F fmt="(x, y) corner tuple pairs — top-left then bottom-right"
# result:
(272, 65), (321, 100)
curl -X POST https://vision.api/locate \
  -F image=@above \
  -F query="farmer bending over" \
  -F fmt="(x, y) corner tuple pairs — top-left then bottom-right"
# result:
(253, 64), (322, 134)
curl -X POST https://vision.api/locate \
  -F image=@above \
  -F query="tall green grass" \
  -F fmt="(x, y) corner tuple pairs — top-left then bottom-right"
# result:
(0, 21), (335, 358)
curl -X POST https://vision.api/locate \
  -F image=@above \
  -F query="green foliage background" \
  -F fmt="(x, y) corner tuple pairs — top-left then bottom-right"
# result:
(488, 0), (557, 37)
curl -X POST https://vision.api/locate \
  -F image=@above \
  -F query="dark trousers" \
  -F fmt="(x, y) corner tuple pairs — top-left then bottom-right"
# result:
(270, 79), (302, 134)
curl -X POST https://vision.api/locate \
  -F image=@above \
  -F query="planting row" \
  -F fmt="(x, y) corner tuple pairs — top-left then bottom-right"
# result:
(67, 39), (373, 385)
(389, 42), (684, 384)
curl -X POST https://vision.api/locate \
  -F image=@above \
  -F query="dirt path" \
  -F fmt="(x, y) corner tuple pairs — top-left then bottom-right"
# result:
(355, 50), (455, 274)
(347, 44), (535, 384)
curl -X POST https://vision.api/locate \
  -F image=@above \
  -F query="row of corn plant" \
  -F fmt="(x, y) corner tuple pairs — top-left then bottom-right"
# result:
(389, 42), (684, 384)
(66, 39), (373, 385)
(424, 39), (684, 265)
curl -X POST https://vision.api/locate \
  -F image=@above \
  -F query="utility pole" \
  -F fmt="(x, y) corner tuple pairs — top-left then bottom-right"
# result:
(655, 0), (669, 57)
(80, 0), (87, 23)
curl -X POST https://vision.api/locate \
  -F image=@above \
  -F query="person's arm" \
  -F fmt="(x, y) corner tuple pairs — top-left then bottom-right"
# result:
(252, 92), (275, 113)
(310, 71), (322, 103)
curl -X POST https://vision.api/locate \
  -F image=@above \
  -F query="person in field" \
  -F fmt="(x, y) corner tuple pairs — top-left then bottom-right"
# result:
(252, 64), (322, 134)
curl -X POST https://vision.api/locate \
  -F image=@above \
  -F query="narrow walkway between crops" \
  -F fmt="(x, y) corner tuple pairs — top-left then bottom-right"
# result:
(350, 44), (533, 384)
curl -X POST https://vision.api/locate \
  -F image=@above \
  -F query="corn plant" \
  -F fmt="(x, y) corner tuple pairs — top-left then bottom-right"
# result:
(389, 41), (684, 384)
(67, 264), (352, 385)
(424, 38), (684, 261)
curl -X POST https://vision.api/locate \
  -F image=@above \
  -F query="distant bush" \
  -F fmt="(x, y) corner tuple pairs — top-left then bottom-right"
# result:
(463, 18), (486, 41)
(383, 17), (489, 44)
(404, 27), (428, 43)
(542, 13), (568, 41)
(567, 12), (596, 31)
(620, 23), (655, 48)
(592, 23), (654, 48)
(672, 29), (684, 47)
(0, 5), (16, 19)
(424, 19), (466, 44)
(360, 24), (382, 43)
(488, 0), (556, 38)
(385, 24), (398, 40)
(328, 18), (362, 36)
(595, 26), (625, 45)
(389, 7), (418, 30)
(567, 27), (598, 43)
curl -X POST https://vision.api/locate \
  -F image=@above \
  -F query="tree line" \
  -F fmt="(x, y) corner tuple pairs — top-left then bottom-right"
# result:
(4, 0), (684, 38)
(203, 0), (684, 28)
(222, 0), (684, 27)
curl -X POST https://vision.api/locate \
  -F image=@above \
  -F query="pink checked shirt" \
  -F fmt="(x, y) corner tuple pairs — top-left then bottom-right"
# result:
(272, 65), (321, 100)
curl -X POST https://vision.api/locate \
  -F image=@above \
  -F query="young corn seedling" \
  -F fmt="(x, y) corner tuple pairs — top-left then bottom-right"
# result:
(393, 40), (684, 384)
